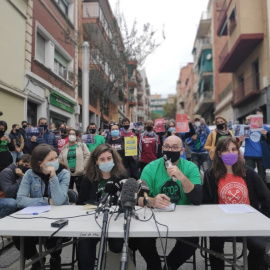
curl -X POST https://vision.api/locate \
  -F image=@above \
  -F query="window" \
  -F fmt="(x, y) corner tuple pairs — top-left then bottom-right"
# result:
(36, 33), (45, 64)
(54, 51), (68, 78)
(229, 7), (237, 35)
(54, 0), (68, 15)
(252, 59), (260, 90)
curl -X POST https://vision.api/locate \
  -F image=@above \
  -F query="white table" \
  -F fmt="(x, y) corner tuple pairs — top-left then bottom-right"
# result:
(1, 205), (270, 269)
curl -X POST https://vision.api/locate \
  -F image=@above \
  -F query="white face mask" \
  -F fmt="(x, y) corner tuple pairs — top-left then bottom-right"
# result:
(195, 121), (201, 127)
(69, 135), (76, 142)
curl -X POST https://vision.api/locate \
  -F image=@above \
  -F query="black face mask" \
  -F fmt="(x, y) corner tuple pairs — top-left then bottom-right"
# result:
(0, 130), (5, 137)
(17, 165), (30, 174)
(146, 126), (153, 132)
(59, 128), (66, 134)
(217, 123), (225, 130)
(89, 129), (96, 134)
(22, 125), (27, 129)
(123, 125), (130, 130)
(163, 151), (181, 163)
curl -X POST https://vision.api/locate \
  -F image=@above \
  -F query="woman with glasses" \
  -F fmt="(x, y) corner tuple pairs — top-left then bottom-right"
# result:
(203, 137), (270, 270)
(107, 123), (140, 179)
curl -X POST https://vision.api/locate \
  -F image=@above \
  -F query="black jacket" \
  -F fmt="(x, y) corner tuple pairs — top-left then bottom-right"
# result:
(203, 165), (270, 218)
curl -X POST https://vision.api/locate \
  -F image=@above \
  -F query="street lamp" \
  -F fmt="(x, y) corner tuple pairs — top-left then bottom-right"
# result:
(82, 41), (90, 132)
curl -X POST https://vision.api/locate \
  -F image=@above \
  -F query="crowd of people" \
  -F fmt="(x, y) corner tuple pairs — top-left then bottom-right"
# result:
(0, 109), (270, 270)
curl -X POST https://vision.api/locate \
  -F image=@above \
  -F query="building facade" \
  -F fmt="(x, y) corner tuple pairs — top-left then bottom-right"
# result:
(0, 0), (29, 129)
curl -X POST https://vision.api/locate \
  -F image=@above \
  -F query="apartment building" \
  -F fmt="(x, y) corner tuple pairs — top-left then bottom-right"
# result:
(176, 63), (193, 114)
(218, 0), (270, 123)
(0, 0), (29, 128)
(81, 0), (126, 127)
(150, 94), (168, 118)
(24, 0), (78, 127)
(192, 8), (215, 125)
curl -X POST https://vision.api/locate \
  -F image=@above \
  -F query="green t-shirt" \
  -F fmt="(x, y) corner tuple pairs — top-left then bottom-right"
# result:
(67, 144), (77, 170)
(86, 134), (105, 152)
(141, 157), (201, 205)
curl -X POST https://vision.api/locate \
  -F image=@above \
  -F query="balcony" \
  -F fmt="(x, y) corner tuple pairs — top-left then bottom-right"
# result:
(219, 34), (264, 73)
(233, 73), (260, 107)
(217, 0), (228, 36)
(194, 91), (214, 115)
(128, 76), (137, 88)
(196, 11), (211, 39)
(137, 100), (144, 108)
(137, 87), (143, 96)
(82, 2), (113, 43)
(128, 94), (137, 106)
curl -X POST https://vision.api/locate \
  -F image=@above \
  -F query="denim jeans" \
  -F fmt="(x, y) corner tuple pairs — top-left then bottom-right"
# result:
(11, 151), (23, 163)
(0, 198), (17, 218)
(191, 152), (211, 172)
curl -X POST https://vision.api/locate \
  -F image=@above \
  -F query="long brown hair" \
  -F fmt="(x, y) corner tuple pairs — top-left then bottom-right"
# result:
(213, 137), (246, 179)
(85, 143), (125, 182)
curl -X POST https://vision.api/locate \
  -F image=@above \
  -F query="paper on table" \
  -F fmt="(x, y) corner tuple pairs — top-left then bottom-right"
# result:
(17, 205), (51, 215)
(219, 204), (256, 213)
(155, 203), (176, 212)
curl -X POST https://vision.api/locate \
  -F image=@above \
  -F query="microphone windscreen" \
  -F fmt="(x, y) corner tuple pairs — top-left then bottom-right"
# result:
(104, 180), (120, 195)
(121, 178), (138, 209)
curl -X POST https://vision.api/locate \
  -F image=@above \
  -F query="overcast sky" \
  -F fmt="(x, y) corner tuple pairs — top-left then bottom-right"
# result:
(108, 0), (209, 97)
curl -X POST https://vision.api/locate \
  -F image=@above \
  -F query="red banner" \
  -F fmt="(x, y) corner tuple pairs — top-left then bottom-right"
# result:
(175, 114), (189, 133)
(155, 118), (165, 132)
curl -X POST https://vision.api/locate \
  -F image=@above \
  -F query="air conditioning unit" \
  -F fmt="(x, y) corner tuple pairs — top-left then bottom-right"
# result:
(64, 69), (74, 83)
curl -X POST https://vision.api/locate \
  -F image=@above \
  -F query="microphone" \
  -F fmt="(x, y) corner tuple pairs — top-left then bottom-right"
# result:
(121, 178), (138, 210)
(163, 154), (177, 182)
(96, 180), (120, 213)
(137, 179), (150, 196)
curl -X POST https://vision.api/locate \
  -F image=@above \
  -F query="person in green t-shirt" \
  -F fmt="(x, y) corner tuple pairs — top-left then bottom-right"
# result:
(136, 135), (202, 270)
(85, 123), (105, 152)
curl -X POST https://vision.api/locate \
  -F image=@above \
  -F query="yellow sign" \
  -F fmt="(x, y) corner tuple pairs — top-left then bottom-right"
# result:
(124, 137), (137, 156)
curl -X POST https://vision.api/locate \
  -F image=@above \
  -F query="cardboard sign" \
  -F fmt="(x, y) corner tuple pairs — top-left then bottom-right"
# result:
(155, 118), (165, 132)
(124, 136), (137, 156)
(250, 115), (263, 131)
(233, 125), (250, 138)
(175, 114), (189, 133)
(25, 127), (44, 139)
(82, 134), (95, 144)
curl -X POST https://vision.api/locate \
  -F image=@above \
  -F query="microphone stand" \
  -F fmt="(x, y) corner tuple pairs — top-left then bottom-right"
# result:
(120, 208), (132, 270)
(97, 196), (111, 270)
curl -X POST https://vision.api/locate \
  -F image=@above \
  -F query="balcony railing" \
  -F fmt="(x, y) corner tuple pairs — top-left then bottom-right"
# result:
(233, 73), (260, 106)
(198, 91), (214, 104)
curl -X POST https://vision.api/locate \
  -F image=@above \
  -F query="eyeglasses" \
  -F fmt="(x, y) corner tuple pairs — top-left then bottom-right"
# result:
(163, 145), (181, 151)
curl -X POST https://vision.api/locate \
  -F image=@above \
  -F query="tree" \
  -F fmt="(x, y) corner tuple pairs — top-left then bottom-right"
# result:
(163, 98), (177, 120)
(150, 111), (163, 122)
(67, 0), (165, 128)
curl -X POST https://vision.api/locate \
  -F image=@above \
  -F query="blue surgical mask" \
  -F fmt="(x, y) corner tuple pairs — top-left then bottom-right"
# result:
(168, 127), (176, 133)
(99, 160), (115, 172)
(111, 130), (120, 138)
(46, 160), (59, 171)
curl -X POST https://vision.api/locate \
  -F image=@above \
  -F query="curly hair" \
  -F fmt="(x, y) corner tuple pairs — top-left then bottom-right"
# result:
(212, 137), (246, 179)
(85, 143), (125, 182)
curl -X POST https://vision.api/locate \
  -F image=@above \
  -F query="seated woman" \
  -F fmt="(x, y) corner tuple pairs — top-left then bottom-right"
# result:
(203, 137), (270, 270)
(14, 144), (70, 270)
(77, 143), (126, 270)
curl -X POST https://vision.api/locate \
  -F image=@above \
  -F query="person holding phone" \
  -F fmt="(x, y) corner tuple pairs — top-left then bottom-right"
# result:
(14, 144), (70, 269)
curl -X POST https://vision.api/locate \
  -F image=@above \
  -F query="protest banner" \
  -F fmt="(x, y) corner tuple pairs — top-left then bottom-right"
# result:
(82, 134), (95, 144)
(250, 115), (263, 131)
(124, 136), (137, 156)
(233, 125), (250, 138)
(155, 118), (165, 132)
(175, 114), (189, 133)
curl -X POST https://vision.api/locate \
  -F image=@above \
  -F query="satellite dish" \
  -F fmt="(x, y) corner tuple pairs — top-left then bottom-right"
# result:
(206, 54), (212, 60)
